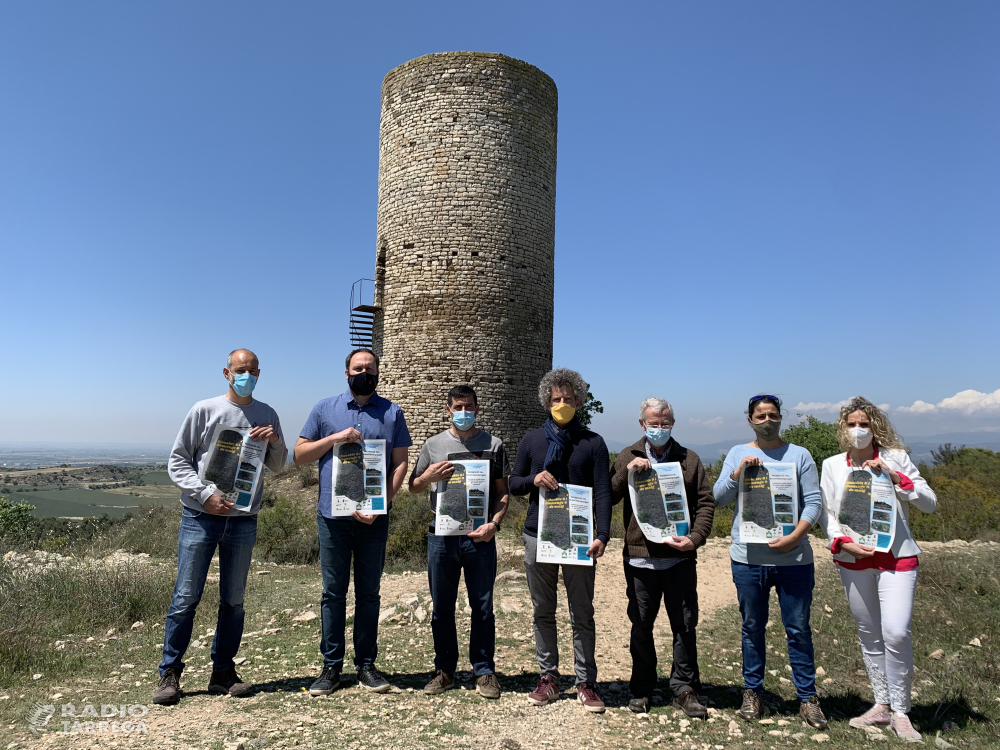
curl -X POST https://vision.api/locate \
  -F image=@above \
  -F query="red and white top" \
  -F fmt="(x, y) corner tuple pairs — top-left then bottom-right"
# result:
(819, 447), (937, 571)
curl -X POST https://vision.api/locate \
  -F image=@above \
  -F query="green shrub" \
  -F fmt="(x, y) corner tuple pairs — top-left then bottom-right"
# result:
(911, 447), (1000, 542)
(256, 494), (319, 564)
(0, 496), (35, 541)
(385, 491), (433, 572)
(781, 415), (840, 477)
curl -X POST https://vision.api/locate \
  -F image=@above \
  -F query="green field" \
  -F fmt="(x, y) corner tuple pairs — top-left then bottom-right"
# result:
(142, 470), (173, 485)
(2, 470), (177, 518)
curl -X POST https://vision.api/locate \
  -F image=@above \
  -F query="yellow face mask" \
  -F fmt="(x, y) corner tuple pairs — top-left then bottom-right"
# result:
(550, 403), (576, 426)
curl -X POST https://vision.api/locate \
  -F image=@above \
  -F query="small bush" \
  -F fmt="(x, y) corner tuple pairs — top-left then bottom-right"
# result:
(385, 491), (433, 572)
(256, 495), (319, 564)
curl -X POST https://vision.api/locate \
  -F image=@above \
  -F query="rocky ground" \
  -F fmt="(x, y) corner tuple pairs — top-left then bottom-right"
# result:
(2, 537), (997, 750)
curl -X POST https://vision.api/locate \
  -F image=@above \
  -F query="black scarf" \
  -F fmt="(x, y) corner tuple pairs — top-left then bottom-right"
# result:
(543, 415), (582, 479)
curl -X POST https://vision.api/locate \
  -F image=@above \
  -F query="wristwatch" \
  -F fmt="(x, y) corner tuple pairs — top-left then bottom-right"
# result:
(488, 520), (501, 532)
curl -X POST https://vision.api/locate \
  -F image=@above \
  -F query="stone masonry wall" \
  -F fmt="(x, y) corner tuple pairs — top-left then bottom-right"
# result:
(372, 52), (557, 464)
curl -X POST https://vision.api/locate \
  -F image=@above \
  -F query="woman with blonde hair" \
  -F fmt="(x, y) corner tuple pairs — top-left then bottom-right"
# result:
(819, 397), (937, 743)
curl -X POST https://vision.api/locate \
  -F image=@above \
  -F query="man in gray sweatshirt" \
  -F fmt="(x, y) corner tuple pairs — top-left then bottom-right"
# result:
(153, 348), (288, 705)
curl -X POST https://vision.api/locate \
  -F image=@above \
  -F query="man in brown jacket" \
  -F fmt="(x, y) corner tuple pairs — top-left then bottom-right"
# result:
(609, 397), (715, 718)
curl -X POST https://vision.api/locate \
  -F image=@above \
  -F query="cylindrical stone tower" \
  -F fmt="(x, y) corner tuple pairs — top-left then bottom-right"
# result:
(371, 51), (557, 462)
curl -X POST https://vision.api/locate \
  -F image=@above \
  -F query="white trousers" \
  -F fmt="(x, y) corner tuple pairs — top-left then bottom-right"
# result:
(837, 566), (918, 713)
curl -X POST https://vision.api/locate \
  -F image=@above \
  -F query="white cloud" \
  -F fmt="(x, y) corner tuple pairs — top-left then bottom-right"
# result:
(793, 400), (891, 415)
(793, 400), (849, 413)
(689, 416), (724, 428)
(896, 389), (1000, 416)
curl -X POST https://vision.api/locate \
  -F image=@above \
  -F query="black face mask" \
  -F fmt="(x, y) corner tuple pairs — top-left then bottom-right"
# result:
(348, 371), (378, 397)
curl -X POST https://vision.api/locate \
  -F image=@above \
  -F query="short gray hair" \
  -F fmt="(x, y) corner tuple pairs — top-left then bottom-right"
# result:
(639, 397), (674, 423)
(538, 368), (589, 408)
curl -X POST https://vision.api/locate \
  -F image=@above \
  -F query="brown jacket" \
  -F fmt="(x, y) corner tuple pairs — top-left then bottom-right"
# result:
(610, 437), (715, 560)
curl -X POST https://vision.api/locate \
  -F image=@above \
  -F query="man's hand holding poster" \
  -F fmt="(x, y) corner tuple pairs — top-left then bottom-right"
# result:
(201, 424), (268, 510)
(330, 439), (387, 516)
(536, 483), (594, 566)
(627, 462), (691, 543)
(434, 459), (490, 535)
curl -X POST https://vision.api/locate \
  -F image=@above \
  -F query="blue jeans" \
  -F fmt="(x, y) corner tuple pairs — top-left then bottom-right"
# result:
(427, 534), (497, 676)
(159, 507), (257, 676)
(731, 560), (817, 700)
(317, 513), (389, 670)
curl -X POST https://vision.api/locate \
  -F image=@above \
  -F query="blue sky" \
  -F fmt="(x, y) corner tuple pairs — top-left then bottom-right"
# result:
(1, 1), (998, 449)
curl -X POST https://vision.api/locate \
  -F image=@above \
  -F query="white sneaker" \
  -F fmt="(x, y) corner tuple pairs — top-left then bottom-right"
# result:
(850, 705), (891, 728)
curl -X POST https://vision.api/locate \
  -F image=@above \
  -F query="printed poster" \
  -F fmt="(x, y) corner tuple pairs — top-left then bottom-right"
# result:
(201, 424), (268, 510)
(536, 483), (594, 566)
(627, 462), (691, 543)
(836, 468), (897, 552)
(330, 439), (387, 516)
(738, 463), (799, 544)
(434, 459), (491, 536)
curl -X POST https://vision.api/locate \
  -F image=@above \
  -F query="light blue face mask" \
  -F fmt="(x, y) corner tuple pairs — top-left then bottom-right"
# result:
(645, 426), (671, 448)
(452, 410), (476, 431)
(231, 372), (257, 397)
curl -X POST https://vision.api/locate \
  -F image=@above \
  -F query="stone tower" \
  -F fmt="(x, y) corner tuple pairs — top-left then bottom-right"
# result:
(371, 51), (557, 461)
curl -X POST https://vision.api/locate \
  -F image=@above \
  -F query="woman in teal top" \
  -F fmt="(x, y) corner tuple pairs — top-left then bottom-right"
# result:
(712, 394), (826, 730)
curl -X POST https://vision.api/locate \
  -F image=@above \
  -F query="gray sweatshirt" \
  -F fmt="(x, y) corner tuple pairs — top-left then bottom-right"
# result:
(168, 395), (288, 515)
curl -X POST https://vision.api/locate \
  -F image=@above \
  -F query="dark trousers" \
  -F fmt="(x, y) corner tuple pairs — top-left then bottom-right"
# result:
(624, 557), (701, 698)
(317, 513), (389, 670)
(427, 534), (497, 676)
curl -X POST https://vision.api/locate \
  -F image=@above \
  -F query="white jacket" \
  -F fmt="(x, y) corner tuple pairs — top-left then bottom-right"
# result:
(819, 448), (937, 563)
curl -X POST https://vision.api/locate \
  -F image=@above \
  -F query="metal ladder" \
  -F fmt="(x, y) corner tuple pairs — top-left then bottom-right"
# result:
(349, 278), (380, 348)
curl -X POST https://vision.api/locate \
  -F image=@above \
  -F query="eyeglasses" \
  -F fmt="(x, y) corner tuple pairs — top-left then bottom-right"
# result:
(749, 395), (779, 403)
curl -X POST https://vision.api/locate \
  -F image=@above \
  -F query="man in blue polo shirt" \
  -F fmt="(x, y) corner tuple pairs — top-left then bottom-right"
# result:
(294, 348), (412, 694)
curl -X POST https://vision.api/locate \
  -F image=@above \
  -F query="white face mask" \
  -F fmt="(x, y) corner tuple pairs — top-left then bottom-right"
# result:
(848, 427), (873, 449)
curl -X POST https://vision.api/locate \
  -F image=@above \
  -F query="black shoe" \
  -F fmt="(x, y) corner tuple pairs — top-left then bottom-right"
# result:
(153, 669), (181, 705)
(628, 696), (650, 714)
(357, 664), (391, 693)
(207, 667), (253, 697)
(309, 665), (342, 696)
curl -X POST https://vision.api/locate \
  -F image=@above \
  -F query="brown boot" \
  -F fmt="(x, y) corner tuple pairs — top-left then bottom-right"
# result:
(153, 669), (181, 705)
(423, 669), (455, 695)
(207, 668), (253, 697)
(672, 689), (708, 720)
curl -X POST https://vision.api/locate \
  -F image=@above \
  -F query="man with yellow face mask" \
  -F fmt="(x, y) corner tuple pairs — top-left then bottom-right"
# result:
(509, 368), (612, 714)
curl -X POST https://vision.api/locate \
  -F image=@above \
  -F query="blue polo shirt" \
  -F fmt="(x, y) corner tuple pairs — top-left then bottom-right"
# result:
(300, 389), (413, 518)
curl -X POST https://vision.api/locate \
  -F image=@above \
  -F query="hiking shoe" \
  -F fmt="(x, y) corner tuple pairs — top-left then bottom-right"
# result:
(799, 695), (828, 729)
(476, 673), (501, 699)
(739, 689), (770, 721)
(423, 670), (455, 695)
(308, 665), (341, 696)
(628, 696), (650, 714)
(576, 682), (605, 713)
(849, 705), (891, 728)
(153, 669), (181, 705)
(890, 713), (923, 743)
(673, 689), (708, 720)
(357, 664), (391, 693)
(207, 668), (253, 697)
(527, 673), (560, 706)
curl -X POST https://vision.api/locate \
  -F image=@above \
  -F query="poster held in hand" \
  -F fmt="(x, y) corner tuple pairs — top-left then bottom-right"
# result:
(738, 463), (799, 543)
(836, 468), (897, 552)
(330, 439), (387, 516)
(536, 483), (593, 566)
(627, 462), (691, 543)
(201, 424), (268, 510)
(434, 459), (491, 535)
